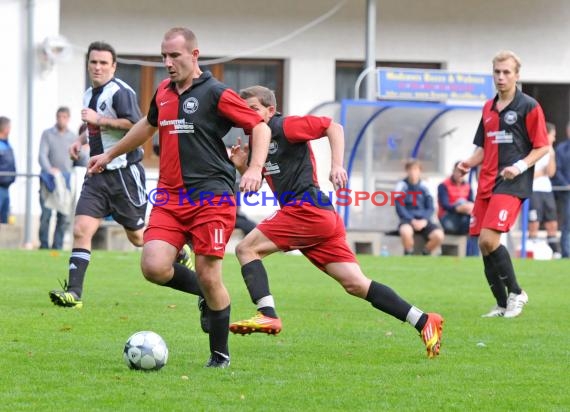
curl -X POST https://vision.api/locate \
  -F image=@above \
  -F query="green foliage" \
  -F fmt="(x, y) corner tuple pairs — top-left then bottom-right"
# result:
(1, 250), (568, 411)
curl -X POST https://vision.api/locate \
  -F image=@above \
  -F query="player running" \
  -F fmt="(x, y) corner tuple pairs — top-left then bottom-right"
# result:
(228, 85), (443, 358)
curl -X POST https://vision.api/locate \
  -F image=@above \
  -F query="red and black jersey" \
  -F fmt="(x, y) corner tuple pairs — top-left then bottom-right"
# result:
(264, 113), (333, 209)
(147, 71), (263, 198)
(474, 89), (548, 199)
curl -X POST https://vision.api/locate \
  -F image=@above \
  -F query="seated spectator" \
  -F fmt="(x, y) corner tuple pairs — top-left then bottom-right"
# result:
(438, 161), (479, 257)
(529, 122), (561, 258)
(395, 158), (444, 255)
(437, 161), (474, 235)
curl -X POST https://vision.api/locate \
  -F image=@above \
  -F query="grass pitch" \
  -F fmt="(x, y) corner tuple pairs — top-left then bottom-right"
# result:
(1, 250), (568, 411)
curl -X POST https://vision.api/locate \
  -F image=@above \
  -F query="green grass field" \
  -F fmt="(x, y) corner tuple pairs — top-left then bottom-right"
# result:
(1, 250), (569, 411)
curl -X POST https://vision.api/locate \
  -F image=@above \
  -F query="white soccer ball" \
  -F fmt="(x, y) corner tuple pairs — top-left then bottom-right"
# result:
(123, 331), (168, 371)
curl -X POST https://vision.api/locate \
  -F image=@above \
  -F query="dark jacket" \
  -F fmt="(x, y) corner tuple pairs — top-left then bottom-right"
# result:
(0, 139), (16, 188)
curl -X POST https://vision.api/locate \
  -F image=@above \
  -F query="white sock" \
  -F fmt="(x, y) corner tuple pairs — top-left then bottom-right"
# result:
(406, 306), (424, 327)
(256, 295), (275, 309)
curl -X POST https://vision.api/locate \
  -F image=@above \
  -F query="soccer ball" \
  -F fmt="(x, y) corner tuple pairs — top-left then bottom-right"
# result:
(123, 331), (168, 371)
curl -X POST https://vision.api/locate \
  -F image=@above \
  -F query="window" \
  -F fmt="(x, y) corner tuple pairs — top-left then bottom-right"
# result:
(106, 57), (284, 168)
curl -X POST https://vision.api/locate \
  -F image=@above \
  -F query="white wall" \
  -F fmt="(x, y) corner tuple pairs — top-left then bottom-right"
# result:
(56, 0), (570, 114)
(0, 0), (62, 246)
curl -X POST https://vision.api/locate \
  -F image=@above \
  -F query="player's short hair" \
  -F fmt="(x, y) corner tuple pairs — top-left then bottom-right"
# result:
(164, 27), (198, 51)
(0, 116), (10, 132)
(404, 158), (421, 170)
(239, 85), (277, 109)
(546, 122), (556, 134)
(492, 50), (521, 73)
(56, 106), (70, 116)
(87, 41), (117, 63)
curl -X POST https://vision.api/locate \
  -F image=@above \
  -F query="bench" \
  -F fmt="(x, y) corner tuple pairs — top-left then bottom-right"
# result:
(380, 230), (469, 257)
(0, 223), (23, 248)
(441, 234), (468, 257)
(345, 229), (382, 255)
(92, 222), (138, 251)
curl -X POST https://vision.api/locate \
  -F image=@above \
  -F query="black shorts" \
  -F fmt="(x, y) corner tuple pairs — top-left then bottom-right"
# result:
(75, 163), (147, 230)
(399, 221), (440, 240)
(528, 191), (557, 223)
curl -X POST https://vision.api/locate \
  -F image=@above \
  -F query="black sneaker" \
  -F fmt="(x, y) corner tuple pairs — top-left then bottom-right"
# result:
(205, 351), (230, 368)
(49, 280), (83, 308)
(198, 296), (210, 334)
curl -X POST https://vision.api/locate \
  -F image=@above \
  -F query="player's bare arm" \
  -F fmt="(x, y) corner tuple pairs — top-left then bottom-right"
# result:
(326, 121), (348, 189)
(546, 146), (556, 177)
(239, 121), (271, 193)
(458, 147), (484, 174)
(88, 117), (156, 174)
(81, 107), (134, 130)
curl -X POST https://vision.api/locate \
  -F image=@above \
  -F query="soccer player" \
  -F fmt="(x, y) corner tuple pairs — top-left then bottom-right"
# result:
(228, 85), (444, 359)
(88, 28), (271, 368)
(49, 42), (147, 308)
(528, 122), (560, 257)
(458, 50), (549, 318)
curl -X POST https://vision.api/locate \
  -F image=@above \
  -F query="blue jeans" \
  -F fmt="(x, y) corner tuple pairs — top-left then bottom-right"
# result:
(39, 188), (70, 249)
(440, 213), (470, 235)
(559, 191), (570, 258)
(0, 186), (9, 223)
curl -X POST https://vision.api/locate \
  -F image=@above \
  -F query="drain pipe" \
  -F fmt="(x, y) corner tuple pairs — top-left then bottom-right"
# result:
(24, 0), (35, 248)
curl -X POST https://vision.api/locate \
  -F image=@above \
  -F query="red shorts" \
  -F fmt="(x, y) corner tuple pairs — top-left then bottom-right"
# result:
(257, 204), (357, 271)
(144, 194), (236, 258)
(469, 193), (523, 236)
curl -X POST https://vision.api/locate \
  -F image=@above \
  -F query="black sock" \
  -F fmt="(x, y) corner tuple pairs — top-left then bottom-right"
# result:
(241, 260), (271, 303)
(547, 237), (560, 254)
(67, 248), (91, 297)
(258, 306), (278, 318)
(365, 281), (412, 323)
(488, 245), (521, 295)
(483, 254), (507, 307)
(164, 263), (203, 296)
(209, 305), (230, 357)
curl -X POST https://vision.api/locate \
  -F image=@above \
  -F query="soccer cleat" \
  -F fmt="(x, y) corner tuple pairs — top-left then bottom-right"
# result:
(177, 244), (194, 271)
(49, 281), (83, 309)
(197, 296), (209, 334)
(481, 305), (506, 318)
(205, 351), (230, 368)
(420, 313), (443, 358)
(229, 312), (282, 335)
(504, 290), (528, 318)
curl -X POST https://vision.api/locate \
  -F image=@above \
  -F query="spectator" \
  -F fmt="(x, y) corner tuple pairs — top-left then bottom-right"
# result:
(552, 120), (570, 258)
(38, 107), (76, 249)
(395, 158), (444, 255)
(528, 122), (561, 258)
(0, 116), (15, 224)
(437, 161), (478, 256)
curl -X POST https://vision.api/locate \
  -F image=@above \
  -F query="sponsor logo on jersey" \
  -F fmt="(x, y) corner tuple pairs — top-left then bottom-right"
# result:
(182, 97), (199, 114)
(159, 118), (195, 134)
(263, 161), (280, 175)
(488, 130), (513, 144)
